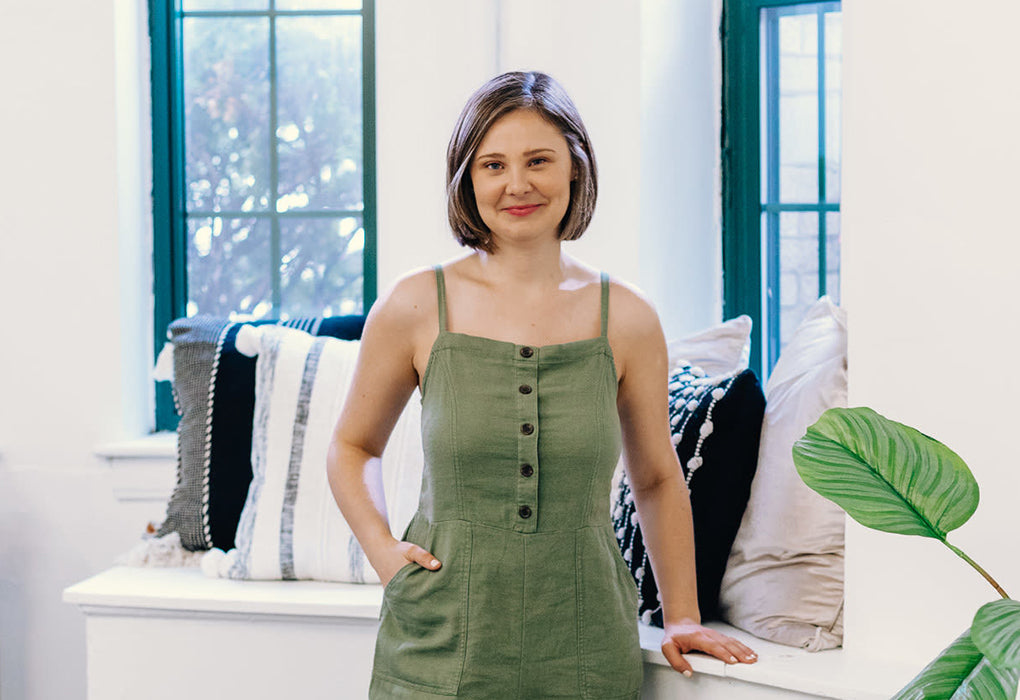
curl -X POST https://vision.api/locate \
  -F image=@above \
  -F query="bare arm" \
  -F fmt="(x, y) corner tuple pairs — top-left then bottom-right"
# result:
(612, 284), (757, 675)
(326, 271), (442, 585)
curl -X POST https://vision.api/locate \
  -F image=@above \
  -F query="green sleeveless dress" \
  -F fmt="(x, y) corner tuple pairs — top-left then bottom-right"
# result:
(369, 265), (643, 699)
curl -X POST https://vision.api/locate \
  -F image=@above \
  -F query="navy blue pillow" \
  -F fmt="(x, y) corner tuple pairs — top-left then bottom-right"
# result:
(159, 315), (365, 552)
(613, 364), (765, 624)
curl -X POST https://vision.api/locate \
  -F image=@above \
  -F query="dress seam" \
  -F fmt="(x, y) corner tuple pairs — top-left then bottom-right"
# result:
(371, 670), (458, 696)
(575, 529), (588, 697)
(582, 361), (606, 524)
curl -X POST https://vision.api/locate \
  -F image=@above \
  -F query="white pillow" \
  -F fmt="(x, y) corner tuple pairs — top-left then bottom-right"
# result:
(666, 315), (752, 376)
(202, 324), (424, 583)
(718, 296), (847, 651)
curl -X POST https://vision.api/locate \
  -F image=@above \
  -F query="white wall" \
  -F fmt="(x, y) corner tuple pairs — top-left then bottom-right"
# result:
(0, 1), (721, 698)
(842, 0), (1020, 666)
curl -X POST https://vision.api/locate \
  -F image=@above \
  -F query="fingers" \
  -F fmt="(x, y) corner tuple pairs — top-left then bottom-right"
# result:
(407, 543), (441, 570)
(700, 633), (758, 664)
(660, 640), (694, 678)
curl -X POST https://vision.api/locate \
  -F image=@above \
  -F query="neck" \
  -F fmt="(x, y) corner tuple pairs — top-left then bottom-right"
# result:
(472, 237), (569, 288)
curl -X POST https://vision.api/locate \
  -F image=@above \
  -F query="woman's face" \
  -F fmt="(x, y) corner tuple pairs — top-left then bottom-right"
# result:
(470, 108), (574, 246)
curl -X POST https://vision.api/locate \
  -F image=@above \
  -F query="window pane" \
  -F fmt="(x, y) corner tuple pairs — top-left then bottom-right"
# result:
(276, 0), (362, 9)
(825, 211), (840, 303)
(186, 217), (272, 319)
(279, 217), (364, 318)
(825, 11), (842, 202)
(275, 16), (363, 212)
(183, 17), (271, 213)
(183, 0), (268, 11)
(777, 211), (820, 351)
(778, 12), (819, 203)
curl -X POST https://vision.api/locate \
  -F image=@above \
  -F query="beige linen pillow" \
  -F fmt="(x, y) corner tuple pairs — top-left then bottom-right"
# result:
(718, 296), (847, 651)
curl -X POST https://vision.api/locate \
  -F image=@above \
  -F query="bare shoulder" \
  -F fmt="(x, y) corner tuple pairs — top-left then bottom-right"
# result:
(606, 276), (664, 341)
(364, 265), (439, 346)
(604, 275), (667, 381)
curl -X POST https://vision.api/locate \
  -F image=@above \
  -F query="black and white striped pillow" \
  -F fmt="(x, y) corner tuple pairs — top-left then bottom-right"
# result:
(209, 324), (423, 582)
(157, 314), (365, 552)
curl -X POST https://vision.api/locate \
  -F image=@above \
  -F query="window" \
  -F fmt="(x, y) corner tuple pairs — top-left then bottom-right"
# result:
(722, 0), (841, 379)
(149, 0), (375, 430)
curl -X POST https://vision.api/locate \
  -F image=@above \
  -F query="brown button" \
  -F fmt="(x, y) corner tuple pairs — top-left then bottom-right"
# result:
(520, 423), (534, 435)
(518, 505), (532, 518)
(520, 464), (534, 477)
(519, 346), (534, 358)
(519, 384), (532, 395)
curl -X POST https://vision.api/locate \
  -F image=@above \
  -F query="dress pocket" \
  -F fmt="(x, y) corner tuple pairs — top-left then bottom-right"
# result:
(373, 520), (471, 696)
(382, 560), (418, 596)
(576, 527), (644, 699)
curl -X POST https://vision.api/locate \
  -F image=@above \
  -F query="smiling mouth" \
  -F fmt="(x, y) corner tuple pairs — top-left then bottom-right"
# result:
(504, 204), (542, 217)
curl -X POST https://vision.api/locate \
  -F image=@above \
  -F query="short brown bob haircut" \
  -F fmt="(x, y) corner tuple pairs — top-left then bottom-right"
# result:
(446, 71), (598, 252)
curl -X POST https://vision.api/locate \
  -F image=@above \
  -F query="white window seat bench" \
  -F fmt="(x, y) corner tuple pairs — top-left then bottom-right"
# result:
(64, 566), (914, 700)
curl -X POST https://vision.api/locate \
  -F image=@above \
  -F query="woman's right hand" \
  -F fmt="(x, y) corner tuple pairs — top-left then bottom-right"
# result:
(379, 539), (442, 588)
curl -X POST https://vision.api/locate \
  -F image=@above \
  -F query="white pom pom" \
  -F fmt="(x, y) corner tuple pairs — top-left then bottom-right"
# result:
(220, 549), (239, 578)
(234, 325), (262, 357)
(687, 456), (703, 471)
(641, 610), (653, 624)
(656, 591), (663, 602)
(712, 387), (725, 400)
(623, 548), (632, 562)
(201, 548), (227, 578)
(670, 413), (682, 426)
(630, 511), (638, 526)
(151, 342), (175, 382)
(671, 433), (682, 446)
(624, 491), (634, 505)
(691, 366), (706, 377)
(635, 566), (645, 580)
(686, 400), (699, 412)
(699, 421), (714, 437)
(616, 527), (625, 539)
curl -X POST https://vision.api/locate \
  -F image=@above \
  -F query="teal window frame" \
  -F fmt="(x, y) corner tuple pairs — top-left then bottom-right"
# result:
(149, 0), (376, 431)
(721, 0), (840, 379)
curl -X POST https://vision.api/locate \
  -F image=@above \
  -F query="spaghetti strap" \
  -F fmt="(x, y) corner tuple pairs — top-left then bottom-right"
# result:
(434, 264), (448, 332)
(599, 271), (609, 337)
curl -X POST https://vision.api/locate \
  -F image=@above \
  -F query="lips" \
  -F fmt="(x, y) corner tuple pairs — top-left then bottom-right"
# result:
(504, 204), (542, 217)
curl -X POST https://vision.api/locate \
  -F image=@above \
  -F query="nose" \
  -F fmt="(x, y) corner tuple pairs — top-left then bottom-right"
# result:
(505, 165), (532, 196)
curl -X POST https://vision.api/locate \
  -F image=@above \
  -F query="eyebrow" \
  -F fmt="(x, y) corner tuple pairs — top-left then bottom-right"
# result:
(475, 148), (557, 161)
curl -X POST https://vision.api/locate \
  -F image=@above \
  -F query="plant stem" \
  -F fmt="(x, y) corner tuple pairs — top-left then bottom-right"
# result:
(945, 541), (1010, 599)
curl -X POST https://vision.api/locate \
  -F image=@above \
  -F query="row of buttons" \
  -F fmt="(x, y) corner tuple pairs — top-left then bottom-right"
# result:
(519, 346), (535, 520)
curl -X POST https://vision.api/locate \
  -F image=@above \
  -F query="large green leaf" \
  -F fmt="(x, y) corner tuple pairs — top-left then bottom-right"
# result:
(973, 599), (1020, 668)
(792, 407), (979, 539)
(893, 629), (1020, 700)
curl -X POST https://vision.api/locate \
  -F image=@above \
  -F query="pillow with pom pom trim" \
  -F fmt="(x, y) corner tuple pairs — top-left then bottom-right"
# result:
(613, 362), (764, 624)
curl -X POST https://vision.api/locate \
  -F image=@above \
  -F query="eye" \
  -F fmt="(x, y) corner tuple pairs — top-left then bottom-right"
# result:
(482, 162), (503, 171)
(529, 157), (548, 166)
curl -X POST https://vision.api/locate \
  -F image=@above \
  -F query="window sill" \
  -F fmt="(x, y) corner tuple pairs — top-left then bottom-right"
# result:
(64, 566), (916, 699)
(93, 432), (177, 502)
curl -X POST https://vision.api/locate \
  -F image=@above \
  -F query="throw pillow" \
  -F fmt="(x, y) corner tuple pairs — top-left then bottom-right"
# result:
(157, 314), (365, 552)
(610, 315), (753, 506)
(718, 296), (847, 651)
(613, 362), (765, 625)
(666, 314), (752, 375)
(207, 324), (424, 582)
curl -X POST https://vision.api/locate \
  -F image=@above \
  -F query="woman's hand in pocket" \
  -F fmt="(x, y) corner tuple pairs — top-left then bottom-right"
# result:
(379, 539), (442, 588)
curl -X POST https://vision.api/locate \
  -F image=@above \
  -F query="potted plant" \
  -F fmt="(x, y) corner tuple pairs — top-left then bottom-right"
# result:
(792, 407), (1020, 698)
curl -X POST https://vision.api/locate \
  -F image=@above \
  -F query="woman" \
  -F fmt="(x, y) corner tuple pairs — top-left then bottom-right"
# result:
(327, 71), (756, 699)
